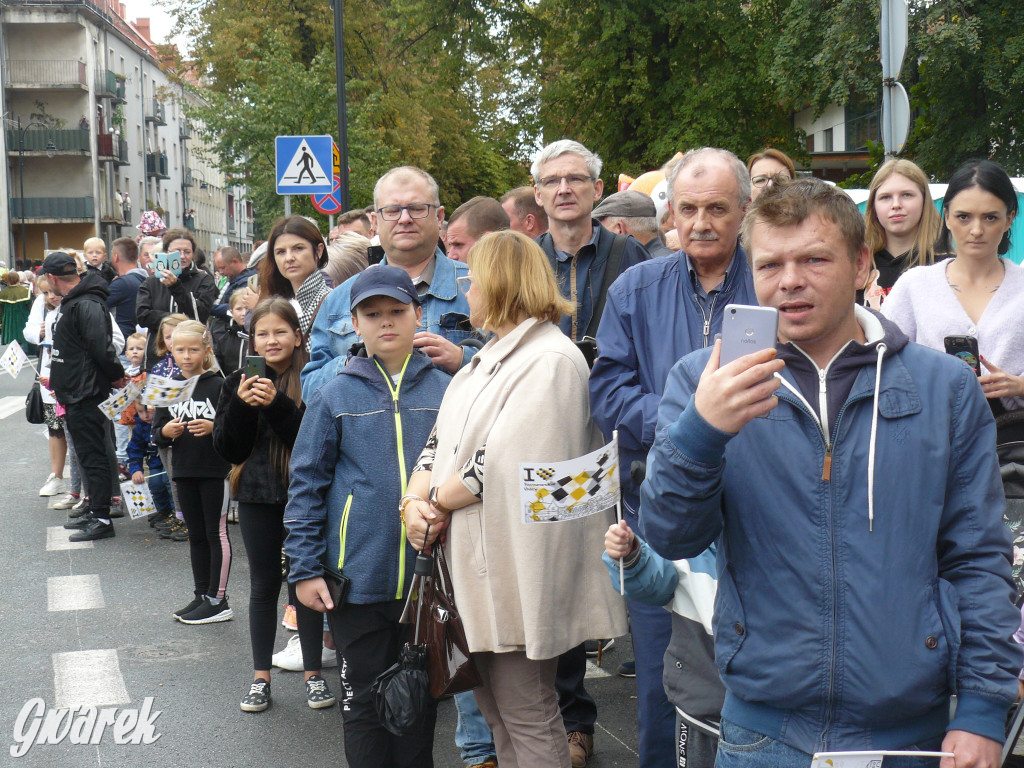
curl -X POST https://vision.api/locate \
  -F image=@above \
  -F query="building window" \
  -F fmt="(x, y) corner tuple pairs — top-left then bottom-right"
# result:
(823, 128), (834, 153)
(806, 133), (815, 153)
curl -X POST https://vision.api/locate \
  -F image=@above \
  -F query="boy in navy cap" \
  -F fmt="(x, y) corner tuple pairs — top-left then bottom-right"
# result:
(284, 264), (452, 768)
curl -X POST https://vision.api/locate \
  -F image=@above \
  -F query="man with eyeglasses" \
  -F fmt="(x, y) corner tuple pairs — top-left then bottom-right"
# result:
(302, 166), (476, 401)
(533, 140), (649, 345)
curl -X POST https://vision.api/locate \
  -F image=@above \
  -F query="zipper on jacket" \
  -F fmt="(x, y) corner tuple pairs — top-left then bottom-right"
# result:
(337, 493), (354, 571)
(818, 369), (832, 481)
(375, 355), (412, 600)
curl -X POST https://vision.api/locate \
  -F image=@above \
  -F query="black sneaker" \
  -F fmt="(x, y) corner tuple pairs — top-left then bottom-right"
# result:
(305, 675), (336, 709)
(173, 596), (205, 621)
(148, 511), (172, 528)
(240, 679), (271, 712)
(69, 499), (91, 519)
(64, 513), (95, 530)
(170, 525), (190, 542)
(159, 519), (185, 539)
(585, 638), (615, 657)
(68, 518), (115, 542)
(178, 597), (233, 625)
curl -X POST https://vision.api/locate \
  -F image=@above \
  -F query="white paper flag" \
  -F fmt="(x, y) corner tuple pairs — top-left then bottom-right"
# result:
(0, 341), (30, 378)
(810, 751), (953, 768)
(120, 479), (157, 520)
(520, 436), (619, 524)
(140, 374), (199, 407)
(98, 381), (142, 421)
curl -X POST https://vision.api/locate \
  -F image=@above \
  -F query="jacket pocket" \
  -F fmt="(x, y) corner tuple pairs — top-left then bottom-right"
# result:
(713, 570), (747, 675)
(936, 577), (962, 693)
(328, 319), (356, 356)
(463, 506), (487, 576)
(336, 493), (354, 571)
(436, 312), (474, 343)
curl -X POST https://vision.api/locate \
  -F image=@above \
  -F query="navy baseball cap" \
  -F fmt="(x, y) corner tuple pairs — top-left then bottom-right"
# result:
(350, 264), (419, 311)
(40, 251), (79, 277)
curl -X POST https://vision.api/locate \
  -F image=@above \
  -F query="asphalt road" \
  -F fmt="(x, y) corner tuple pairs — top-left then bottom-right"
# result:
(0, 364), (640, 767)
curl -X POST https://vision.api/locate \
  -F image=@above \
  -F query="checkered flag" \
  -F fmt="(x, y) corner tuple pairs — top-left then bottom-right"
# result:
(521, 436), (619, 523)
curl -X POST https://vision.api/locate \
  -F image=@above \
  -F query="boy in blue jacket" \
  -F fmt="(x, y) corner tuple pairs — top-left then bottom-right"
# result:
(285, 264), (451, 768)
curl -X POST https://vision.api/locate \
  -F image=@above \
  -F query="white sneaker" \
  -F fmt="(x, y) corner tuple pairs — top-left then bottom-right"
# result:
(53, 493), (79, 510)
(271, 635), (338, 671)
(39, 473), (64, 497)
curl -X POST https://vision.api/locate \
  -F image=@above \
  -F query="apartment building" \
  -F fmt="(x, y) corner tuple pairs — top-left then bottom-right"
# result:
(0, 0), (251, 266)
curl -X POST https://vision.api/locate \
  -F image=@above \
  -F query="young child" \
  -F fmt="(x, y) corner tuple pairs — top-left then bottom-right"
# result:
(126, 405), (174, 532)
(154, 320), (232, 624)
(214, 297), (335, 713)
(285, 265), (451, 766)
(214, 289), (249, 375)
(115, 333), (148, 474)
(604, 520), (724, 768)
(150, 314), (187, 536)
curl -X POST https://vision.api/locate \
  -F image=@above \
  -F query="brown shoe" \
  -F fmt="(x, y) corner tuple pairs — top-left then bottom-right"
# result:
(468, 760), (497, 768)
(567, 731), (593, 768)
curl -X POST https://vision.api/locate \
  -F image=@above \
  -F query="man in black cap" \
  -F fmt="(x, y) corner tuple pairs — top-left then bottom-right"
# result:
(43, 252), (125, 541)
(594, 190), (674, 259)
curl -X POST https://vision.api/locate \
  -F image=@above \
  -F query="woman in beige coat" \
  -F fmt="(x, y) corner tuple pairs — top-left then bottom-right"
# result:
(404, 230), (627, 768)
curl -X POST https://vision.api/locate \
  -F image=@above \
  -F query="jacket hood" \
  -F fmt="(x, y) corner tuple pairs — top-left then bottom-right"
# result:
(64, 268), (111, 303)
(341, 350), (438, 384)
(777, 305), (908, 372)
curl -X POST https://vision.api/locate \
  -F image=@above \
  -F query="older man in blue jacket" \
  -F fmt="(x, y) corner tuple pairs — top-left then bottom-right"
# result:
(642, 178), (1019, 768)
(589, 147), (757, 767)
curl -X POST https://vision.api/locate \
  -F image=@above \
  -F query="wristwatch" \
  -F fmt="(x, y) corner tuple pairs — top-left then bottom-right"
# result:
(429, 486), (452, 516)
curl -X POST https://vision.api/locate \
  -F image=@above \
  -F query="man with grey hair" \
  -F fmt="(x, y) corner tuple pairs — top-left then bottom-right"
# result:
(532, 139), (648, 343)
(593, 190), (673, 258)
(588, 147), (757, 768)
(302, 165), (475, 400)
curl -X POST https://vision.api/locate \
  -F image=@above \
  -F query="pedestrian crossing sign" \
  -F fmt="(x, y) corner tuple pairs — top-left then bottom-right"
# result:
(275, 135), (334, 194)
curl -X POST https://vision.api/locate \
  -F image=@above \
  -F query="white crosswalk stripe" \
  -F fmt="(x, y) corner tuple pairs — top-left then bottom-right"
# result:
(46, 526), (94, 551)
(52, 649), (131, 709)
(47, 574), (105, 611)
(0, 395), (24, 420)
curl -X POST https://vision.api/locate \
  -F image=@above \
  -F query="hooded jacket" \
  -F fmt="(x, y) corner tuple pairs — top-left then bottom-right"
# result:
(136, 262), (218, 367)
(50, 270), (124, 405)
(285, 351), (451, 604)
(213, 368), (302, 505)
(640, 307), (1020, 753)
(107, 266), (148, 338)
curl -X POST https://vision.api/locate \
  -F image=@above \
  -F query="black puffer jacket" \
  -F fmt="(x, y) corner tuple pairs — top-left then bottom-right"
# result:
(50, 270), (124, 405)
(135, 262), (218, 368)
(212, 368), (303, 505)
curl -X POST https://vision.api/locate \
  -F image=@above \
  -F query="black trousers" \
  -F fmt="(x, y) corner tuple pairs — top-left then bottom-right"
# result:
(174, 477), (231, 599)
(332, 601), (437, 768)
(556, 642), (596, 734)
(64, 394), (116, 517)
(238, 502), (323, 671)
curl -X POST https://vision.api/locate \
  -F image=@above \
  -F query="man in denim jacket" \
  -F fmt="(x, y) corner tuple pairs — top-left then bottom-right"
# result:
(642, 178), (1019, 768)
(302, 166), (476, 401)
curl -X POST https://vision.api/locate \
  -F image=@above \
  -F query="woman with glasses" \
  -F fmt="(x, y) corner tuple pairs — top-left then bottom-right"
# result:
(746, 148), (796, 201)
(861, 158), (942, 308)
(404, 230), (627, 768)
(257, 215), (331, 351)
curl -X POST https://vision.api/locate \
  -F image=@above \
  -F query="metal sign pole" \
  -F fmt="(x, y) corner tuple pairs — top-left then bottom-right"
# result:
(333, 0), (350, 211)
(284, 195), (291, 217)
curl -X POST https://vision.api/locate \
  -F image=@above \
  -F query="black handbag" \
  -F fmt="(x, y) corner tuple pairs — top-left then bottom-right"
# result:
(25, 381), (45, 424)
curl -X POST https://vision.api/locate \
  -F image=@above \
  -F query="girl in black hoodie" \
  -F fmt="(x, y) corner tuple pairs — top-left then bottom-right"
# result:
(154, 320), (232, 625)
(213, 298), (334, 713)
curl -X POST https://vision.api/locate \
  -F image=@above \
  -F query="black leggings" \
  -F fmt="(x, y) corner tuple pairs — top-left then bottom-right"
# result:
(174, 477), (231, 599)
(238, 502), (323, 671)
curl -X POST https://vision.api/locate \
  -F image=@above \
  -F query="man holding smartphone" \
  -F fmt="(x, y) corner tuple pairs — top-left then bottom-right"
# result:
(642, 178), (1019, 768)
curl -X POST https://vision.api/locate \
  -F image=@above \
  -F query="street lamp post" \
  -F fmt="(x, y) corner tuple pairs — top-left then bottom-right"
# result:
(10, 117), (56, 266)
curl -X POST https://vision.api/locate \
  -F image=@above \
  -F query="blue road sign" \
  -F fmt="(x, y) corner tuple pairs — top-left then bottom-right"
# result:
(275, 135), (334, 195)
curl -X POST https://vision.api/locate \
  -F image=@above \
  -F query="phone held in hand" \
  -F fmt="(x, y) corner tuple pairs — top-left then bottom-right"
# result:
(720, 304), (780, 366)
(245, 355), (266, 380)
(943, 335), (981, 376)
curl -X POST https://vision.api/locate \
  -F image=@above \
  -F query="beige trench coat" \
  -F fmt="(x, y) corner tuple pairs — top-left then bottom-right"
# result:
(432, 318), (628, 660)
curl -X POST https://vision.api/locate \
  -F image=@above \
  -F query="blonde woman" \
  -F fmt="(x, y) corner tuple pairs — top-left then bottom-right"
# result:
(404, 230), (627, 768)
(862, 158), (942, 307)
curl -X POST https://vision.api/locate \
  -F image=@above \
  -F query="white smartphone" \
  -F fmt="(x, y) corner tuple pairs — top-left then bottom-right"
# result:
(720, 304), (779, 365)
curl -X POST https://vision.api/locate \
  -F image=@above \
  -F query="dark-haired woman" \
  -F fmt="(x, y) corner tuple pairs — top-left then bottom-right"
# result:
(258, 216), (331, 351)
(213, 298), (335, 713)
(884, 158), (1024, 590)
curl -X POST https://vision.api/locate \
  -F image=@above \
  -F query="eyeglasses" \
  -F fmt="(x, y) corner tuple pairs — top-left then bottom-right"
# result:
(537, 174), (594, 190)
(456, 275), (473, 294)
(377, 203), (437, 221)
(751, 175), (772, 188)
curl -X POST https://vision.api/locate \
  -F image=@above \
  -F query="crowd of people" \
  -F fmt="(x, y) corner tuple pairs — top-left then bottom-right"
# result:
(10, 138), (1024, 768)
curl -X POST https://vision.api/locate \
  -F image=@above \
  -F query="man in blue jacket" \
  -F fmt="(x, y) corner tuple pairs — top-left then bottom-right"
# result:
(589, 147), (757, 767)
(642, 178), (1019, 768)
(302, 166), (476, 402)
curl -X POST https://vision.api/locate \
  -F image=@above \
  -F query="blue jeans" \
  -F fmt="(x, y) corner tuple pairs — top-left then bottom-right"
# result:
(454, 690), (495, 765)
(148, 469), (172, 513)
(715, 720), (942, 768)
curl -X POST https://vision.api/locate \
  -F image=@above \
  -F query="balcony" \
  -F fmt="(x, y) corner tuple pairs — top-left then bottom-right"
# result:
(179, 121), (192, 140)
(183, 213), (196, 230)
(145, 99), (166, 126)
(100, 193), (127, 225)
(113, 136), (129, 166)
(3, 59), (87, 89)
(11, 197), (94, 221)
(5, 128), (89, 154)
(227, 213), (236, 233)
(95, 70), (127, 102)
(97, 132), (121, 161)
(146, 152), (169, 179)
